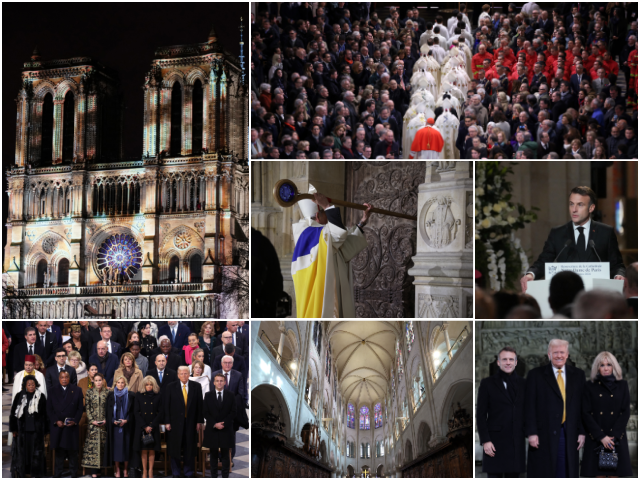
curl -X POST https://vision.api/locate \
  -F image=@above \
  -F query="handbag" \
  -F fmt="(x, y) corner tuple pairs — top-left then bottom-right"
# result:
(141, 431), (155, 447)
(597, 445), (618, 471)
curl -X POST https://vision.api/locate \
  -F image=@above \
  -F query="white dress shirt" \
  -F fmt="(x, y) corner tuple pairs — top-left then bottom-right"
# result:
(572, 218), (591, 251)
(215, 389), (224, 401)
(180, 381), (189, 395)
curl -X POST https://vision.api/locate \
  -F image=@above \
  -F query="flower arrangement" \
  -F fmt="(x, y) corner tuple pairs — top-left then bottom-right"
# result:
(475, 162), (538, 291)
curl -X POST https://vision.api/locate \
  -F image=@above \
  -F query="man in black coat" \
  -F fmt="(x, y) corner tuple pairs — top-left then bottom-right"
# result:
(33, 321), (59, 368)
(45, 348), (78, 392)
(525, 339), (586, 478)
(90, 321), (126, 351)
(88, 323), (121, 357)
(47, 371), (84, 478)
(521, 186), (626, 292)
(221, 321), (247, 360)
(203, 374), (237, 478)
(165, 366), (204, 478)
(13, 326), (46, 376)
(212, 332), (244, 362)
(477, 346), (526, 477)
(213, 344), (248, 381)
(152, 338), (186, 372)
(88, 341), (119, 387)
(147, 354), (178, 395)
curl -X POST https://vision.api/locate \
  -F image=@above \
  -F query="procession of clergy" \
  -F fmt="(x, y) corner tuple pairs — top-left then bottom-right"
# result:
(4, 321), (249, 478)
(404, 14), (475, 159)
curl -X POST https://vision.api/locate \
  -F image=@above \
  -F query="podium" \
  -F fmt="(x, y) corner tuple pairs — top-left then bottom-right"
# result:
(526, 262), (624, 318)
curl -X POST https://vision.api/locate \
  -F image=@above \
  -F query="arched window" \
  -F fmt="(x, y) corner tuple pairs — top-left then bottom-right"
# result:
(168, 255), (180, 283)
(58, 258), (70, 286)
(190, 254), (202, 283)
(170, 82), (182, 156)
(192, 79), (203, 154)
(346, 442), (350, 458)
(62, 91), (75, 161)
(360, 405), (370, 430)
(366, 443), (371, 458)
(347, 403), (355, 429)
(374, 403), (382, 428)
(41, 93), (54, 164)
(350, 441), (355, 458)
(396, 339), (404, 379)
(36, 259), (48, 288)
(405, 321), (415, 352)
(360, 443), (365, 458)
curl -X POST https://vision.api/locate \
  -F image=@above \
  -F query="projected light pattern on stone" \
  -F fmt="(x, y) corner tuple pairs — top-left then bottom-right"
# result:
(97, 234), (143, 279)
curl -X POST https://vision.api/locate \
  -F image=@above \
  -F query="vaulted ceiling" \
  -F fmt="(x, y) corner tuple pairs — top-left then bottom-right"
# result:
(328, 321), (401, 407)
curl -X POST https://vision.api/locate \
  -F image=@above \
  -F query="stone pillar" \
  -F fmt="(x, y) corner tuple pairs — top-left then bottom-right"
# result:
(182, 84), (193, 155)
(52, 98), (64, 164)
(277, 325), (286, 365)
(292, 322), (313, 447)
(408, 162), (473, 318)
(443, 324), (452, 358)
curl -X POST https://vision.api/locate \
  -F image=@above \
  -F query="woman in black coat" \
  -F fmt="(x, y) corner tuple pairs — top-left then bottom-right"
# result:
(10, 376), (47, 478)
(138, 322), (158, 362)
(134, 376), (162, 478)
(580, 352), (632, 478)
(105, 375), (136, 477)
(476, 362), (526, 477)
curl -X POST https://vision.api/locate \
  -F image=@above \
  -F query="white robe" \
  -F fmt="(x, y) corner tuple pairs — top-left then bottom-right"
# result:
(435, 111), (460, 160)
(292, 218), (368, 318)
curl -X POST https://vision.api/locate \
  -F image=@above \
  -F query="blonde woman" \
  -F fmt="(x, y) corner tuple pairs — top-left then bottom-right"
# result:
(189, 360), (210, 398)
(67, 350), (88, 381)
(114, 352), (143, 394)
(189, 349), (212, 379)
(81, 373), (109, 478)
(580, 352), (631, 478)
(134, 376), (162, 478)
(106, 375), (135, 478)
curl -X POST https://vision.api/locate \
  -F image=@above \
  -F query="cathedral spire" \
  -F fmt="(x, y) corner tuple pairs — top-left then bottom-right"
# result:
(239, 17), (245, 84)
(208, 24), (217, 44)
(31, 46), (41, 61)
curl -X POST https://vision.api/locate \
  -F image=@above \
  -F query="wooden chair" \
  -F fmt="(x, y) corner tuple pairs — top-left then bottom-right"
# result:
(160, 431), (169, 474)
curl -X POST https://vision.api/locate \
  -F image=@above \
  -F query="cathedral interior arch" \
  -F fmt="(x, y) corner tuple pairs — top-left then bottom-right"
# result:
(252, 321), (473, 478)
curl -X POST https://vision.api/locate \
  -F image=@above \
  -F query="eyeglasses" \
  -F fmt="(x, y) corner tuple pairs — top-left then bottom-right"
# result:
(56, 355), (67, 358)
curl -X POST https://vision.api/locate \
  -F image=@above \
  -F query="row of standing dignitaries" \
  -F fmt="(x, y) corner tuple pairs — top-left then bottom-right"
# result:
(477, 339), (632, 478)
(9, 353), (249, 478)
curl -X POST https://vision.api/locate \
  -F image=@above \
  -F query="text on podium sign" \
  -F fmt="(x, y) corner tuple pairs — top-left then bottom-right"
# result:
(545, 262), (610, 280)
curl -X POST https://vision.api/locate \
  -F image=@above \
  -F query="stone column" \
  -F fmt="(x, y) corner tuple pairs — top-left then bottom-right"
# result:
(277, 325), (286, 365)
(442, 324), (452, 358)
(292, 322), (313, 447)
(52, 98), (64, 163)
(408, 162), (473, 318)
(182, 84), (193, 155)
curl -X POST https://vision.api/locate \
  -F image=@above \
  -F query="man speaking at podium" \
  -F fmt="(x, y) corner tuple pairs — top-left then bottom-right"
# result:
(521, 186), (625, 292)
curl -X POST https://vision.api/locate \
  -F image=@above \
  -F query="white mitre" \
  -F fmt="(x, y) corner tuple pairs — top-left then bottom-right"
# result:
(298, 183), (319, 219)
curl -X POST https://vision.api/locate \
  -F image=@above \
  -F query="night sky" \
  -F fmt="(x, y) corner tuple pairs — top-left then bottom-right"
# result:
(2, 2), (247, 260)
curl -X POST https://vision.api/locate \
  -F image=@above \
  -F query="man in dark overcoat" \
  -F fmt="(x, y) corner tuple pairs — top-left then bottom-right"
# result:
(203, 374), (237, 478)
(165, 366), (204, 478)
(46, 371), (84, 478)
(477, 346), (526, 477)
(525, 338), (586, 477)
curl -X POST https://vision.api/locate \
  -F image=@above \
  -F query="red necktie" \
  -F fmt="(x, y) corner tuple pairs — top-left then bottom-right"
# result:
(224, 373), (229, 388)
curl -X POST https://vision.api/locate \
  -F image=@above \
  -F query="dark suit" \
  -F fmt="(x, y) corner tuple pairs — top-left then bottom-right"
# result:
(570, 73), (590, 94)
(47, 384), (84, 477)
(90, 327), (126, 352)
(477, 371), (526, 475)
(158, 323), (191, 351)
(203, 390), (237, 478)
(88, 352), (119, 387)
(527, 220), (626, 280)
(213, 354), (248, 381)
(525, 363), (586, 478)
(627, 297), (638, 317)
(212, 369), (247, 406)
(45, 364), (78, 392)
(13, 341), (49, 373)
(33, 331), (58, 368)
(212, 344), (243, 361)
(165, 381), (204, 477)
(147, 368), (178, 394)
(89, 340), (121, 358)
(151, 352), (184, 373)
(47, 325), (63, 346)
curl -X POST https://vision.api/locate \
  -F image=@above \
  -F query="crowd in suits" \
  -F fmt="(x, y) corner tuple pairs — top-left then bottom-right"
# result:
(477, 342), (632, 478)
(4, 321), (250, 478)
(251, 3), (637, 160)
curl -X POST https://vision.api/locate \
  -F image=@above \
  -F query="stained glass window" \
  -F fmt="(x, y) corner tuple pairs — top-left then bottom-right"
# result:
(391, 371), (395, 398)
(360, 406), (370, 430)
(374, 403), (382, 428)
(97, 233), (143, 282)
(347, 404), (355, 429)
(405, 321), (415, 352)
(396, 339), (404, 380)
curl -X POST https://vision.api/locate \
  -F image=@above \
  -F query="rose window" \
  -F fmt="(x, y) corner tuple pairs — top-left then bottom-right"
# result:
(97, 234), (143, 280)
(174, 230), (192, 249)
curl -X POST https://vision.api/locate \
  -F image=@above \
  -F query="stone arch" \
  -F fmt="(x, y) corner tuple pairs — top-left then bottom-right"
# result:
(162, 69), (186, 87)
(26, 230), (69, 262)
(417, 421), (432, 455)
(55, 78), (79, 100)
(251, 382), (293, 438)
(160, 225), (203, 252)
(405, 439), (413, 463)
(186, 67), (207, 86)
(438, 379), (473, 435)
(33, 80), (57, 99)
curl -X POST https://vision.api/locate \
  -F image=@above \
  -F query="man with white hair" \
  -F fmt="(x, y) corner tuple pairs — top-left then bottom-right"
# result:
(524, 339), (586, 478)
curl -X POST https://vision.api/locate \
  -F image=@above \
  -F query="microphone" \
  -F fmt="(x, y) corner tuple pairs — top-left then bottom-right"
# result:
(588, 239), (602, 262)
(554, 239), (573, 262)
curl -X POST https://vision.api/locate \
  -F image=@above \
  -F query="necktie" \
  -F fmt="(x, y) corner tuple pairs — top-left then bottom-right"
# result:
(224, 373), (229, 388)
(232, 334), (236, 346)
(29, 345), (33, 356)
(218, 392), (222, 405)
(182, 384), (188, 417)
(577, 226), (586, 252)
(41, 335), (46, 348)
(172, 328), (176, 344)
(556, 369), (566, 423)
(159, 371), (163, 384)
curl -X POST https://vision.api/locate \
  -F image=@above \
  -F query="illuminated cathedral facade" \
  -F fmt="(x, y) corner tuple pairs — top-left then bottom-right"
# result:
(3, 23), (249, 319)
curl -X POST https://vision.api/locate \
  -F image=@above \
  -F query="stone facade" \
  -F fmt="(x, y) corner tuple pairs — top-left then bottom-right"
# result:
(3, 25), (249, 319)
(475, 321), (638, 468)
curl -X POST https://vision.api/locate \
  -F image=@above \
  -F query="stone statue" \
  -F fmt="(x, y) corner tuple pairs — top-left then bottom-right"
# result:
(426, 196), (457, 248)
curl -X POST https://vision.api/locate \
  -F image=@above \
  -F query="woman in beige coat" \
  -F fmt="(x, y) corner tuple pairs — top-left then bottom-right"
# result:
(113, 352), (144, 393)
